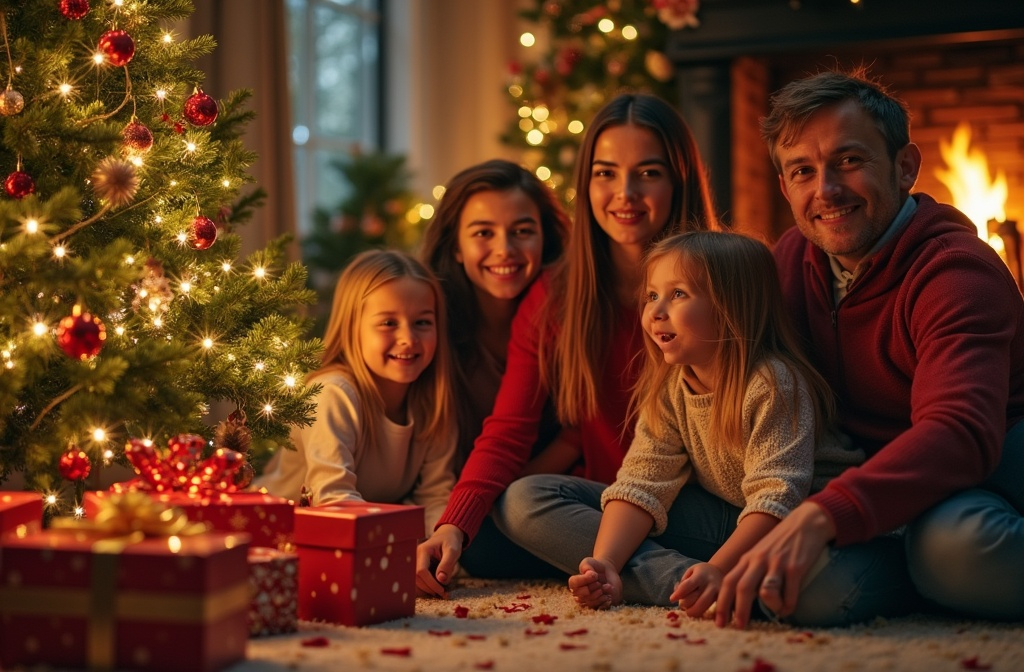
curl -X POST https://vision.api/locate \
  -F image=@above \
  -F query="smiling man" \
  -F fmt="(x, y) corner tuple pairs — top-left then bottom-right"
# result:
(715, 69), (1024, 628)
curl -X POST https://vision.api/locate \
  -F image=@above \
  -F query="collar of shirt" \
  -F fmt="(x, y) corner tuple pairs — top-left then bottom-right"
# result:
(829, 195), (918, 303)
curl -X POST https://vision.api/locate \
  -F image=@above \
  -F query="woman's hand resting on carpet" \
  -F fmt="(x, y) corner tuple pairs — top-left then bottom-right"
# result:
(416, 523), (465, 598)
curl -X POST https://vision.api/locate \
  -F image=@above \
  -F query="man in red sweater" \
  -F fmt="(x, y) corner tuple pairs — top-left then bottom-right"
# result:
(716, 69), (1024, 627)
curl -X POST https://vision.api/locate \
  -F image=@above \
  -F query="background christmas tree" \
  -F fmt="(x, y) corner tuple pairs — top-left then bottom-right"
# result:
(501, 0), (698, 204)
(0, 0), (320, 512)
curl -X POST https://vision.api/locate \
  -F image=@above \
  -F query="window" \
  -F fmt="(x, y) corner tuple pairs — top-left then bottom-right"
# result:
(286, 0), (382, 235)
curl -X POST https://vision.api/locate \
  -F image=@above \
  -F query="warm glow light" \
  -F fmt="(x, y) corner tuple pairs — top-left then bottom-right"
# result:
(130, 156), (143, 167)
(180, 281), (191, 293)
(418, 204), (435, 220)
(58, 83), (73, 96)
(622, 25), (638, 40)
(74, 506), (85, 518)
(185, 141), (197, 152)
(935, 122), (1008, 238)
(222, 179), (230, 187)
(519, 118), (534, 132)
(263, 403), (274, 414)
(253, 266), (267, 279)
(532, 106), (550, 122)
(221, 261), (232, 272)
(598, 18), (615, 33)
(153, 316), (163, 327)
(169, 180), (177, 187)
(126, 255), (135, 264)
(284, 375), (296, 387)
(202, 338), (214, 349)
(25, 219), (39, 234)
(32, 321), (47, 336)
(568, 120), (585, 134)
(508, 84), (523, 98)
(162, 33), (173, 44)
(103, 449), (114, 461)
(92, 428), (106, 442)
(176, 232), (188, 243)
(536, 166), (552, 181)
(432, 185), (446, 200)
(45, 494), (58, 505)
(518, 106), (532, 118)
(93, 53), (105, 65)
(156, 89), (168, 100)
(520, 32), (536, 47)
(254, 361), (265, 371)
(526, 129), (544, 146)
(115, 326), (125, 336)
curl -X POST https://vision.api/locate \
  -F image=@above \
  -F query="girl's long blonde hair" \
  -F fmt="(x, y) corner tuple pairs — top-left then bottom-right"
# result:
(316, 249), (454, 455)
(541, 93), (719, 426)
(631, 231), (835, 449)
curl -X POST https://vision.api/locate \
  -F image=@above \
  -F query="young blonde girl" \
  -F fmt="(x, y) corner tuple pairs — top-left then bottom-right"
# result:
(498, 231), (862, 613)
(256, 249), (456, 535)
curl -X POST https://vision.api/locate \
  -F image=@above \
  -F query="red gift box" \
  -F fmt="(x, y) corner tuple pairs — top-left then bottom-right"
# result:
(86, 489), (295, 548)
(0, 491), (43, 541)
(0, 527), (251, 671)
(249, 546), (298, 636)
(294, 503), (424, 626)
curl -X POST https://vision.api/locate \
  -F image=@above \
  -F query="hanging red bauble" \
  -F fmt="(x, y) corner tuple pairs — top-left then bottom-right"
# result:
(4, 171), (35, 199)
(56, 305), (107, 360)
(59, 447), (92, 481)
(122, 120), (154, 153)
(183, 90), (218, 126)
(98, 30), (135, 67)
(189, 215), (218, 250)
(59, 0), (90, 20)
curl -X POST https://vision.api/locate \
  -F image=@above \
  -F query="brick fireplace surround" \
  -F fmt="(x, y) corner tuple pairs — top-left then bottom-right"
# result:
(667, 0), (1024, 243)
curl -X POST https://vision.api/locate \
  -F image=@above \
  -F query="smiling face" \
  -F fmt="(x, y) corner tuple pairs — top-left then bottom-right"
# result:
(359, 276), (438, 406)
(454, 188), (544, 302)
(776, 99), (921, 271)
(642, 252), (719, 387)
(589, 124), (674, 254)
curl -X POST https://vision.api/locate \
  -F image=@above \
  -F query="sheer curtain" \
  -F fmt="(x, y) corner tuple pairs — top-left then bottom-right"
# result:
(186, 0), (298, 259)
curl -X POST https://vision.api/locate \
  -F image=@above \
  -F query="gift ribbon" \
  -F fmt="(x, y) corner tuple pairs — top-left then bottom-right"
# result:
(44, 492), (221, 671)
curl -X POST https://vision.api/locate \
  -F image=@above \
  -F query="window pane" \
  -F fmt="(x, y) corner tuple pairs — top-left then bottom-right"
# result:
(314, 6), (378, 142)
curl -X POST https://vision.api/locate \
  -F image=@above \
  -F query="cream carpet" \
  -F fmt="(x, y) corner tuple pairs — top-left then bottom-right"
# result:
(241, 578), (1024, 671)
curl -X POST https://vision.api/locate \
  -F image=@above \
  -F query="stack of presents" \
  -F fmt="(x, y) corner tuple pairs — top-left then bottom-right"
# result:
(0, 436), (425, 671)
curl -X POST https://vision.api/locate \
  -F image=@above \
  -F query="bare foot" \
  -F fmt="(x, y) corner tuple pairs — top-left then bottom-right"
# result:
(568, 557), (622, 610)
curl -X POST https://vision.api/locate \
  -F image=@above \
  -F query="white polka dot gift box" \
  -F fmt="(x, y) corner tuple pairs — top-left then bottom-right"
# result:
(293, 503), (424, 626)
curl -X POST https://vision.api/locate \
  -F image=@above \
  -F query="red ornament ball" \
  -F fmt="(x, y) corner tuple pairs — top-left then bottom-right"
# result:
(183, 90), (218, 126)
(59, 0), (90, 20)
(189, 215), (218, 250)
(98, 30), (135, 67)
(59, 448), (92, 481)
(122, 120), (154, 153)
(56, 307), (107, 360)
(4, 171), (35, 199)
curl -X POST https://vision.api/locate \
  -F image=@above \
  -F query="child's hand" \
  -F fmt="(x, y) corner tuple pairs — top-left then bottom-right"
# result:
(568, 557), (622, 610)
(415, 524), (463, 598)
(670, 562), (724, 619)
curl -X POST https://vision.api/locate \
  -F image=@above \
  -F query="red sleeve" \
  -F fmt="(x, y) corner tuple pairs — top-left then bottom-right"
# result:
(436, 276), (553, 543)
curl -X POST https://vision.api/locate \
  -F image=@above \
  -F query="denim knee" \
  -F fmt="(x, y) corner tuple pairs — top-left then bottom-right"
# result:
(906, 489), (1024, 620)
(786, 536), (919, 628)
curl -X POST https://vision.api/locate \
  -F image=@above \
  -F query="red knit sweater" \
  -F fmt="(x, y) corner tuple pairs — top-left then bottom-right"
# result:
(774, 194), (1024, 545)
(438, 273), (644, 542)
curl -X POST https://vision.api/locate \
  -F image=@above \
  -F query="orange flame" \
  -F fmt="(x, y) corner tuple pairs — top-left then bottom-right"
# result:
(934, 122), (1007, 245)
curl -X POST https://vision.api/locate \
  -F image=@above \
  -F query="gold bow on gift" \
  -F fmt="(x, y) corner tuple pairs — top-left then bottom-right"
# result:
(51, 491), (210, 537)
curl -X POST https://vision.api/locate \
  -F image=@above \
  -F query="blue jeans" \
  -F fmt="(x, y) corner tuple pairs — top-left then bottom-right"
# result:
(494, 474), (921, 627)
(905, 421), (1024, 620)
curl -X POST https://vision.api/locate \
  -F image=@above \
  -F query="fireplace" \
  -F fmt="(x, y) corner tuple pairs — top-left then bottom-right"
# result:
(667, 0), (1024, 245)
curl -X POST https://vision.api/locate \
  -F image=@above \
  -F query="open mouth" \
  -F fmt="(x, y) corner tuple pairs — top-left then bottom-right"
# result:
(654, 332), (675, 343)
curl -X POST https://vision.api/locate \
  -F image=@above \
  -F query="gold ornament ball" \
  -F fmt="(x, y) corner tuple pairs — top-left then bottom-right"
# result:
(0, 89), (25, 116)
(91, 157), (139, 208)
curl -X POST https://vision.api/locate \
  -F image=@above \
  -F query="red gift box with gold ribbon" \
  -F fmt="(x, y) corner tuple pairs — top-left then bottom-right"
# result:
(86, 489), (295, 549)
(0, 493), (251, 672)
(0, 491), (43, 541)
(294, 503), (423, 626)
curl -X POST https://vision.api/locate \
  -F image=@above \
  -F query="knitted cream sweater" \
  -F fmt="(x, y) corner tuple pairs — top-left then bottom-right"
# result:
(602, 358), (863, 535)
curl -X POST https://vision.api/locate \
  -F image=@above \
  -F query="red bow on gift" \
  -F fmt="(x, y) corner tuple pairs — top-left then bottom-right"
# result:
(112, 434), (253, 495)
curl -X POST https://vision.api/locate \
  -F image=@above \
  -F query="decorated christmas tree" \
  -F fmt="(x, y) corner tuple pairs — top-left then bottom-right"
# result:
(502, 0), (698, 203)
(0, 0), (320, 512)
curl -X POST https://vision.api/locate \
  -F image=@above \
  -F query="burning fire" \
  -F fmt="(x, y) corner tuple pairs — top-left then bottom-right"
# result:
(934, 122), (1008, 248)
